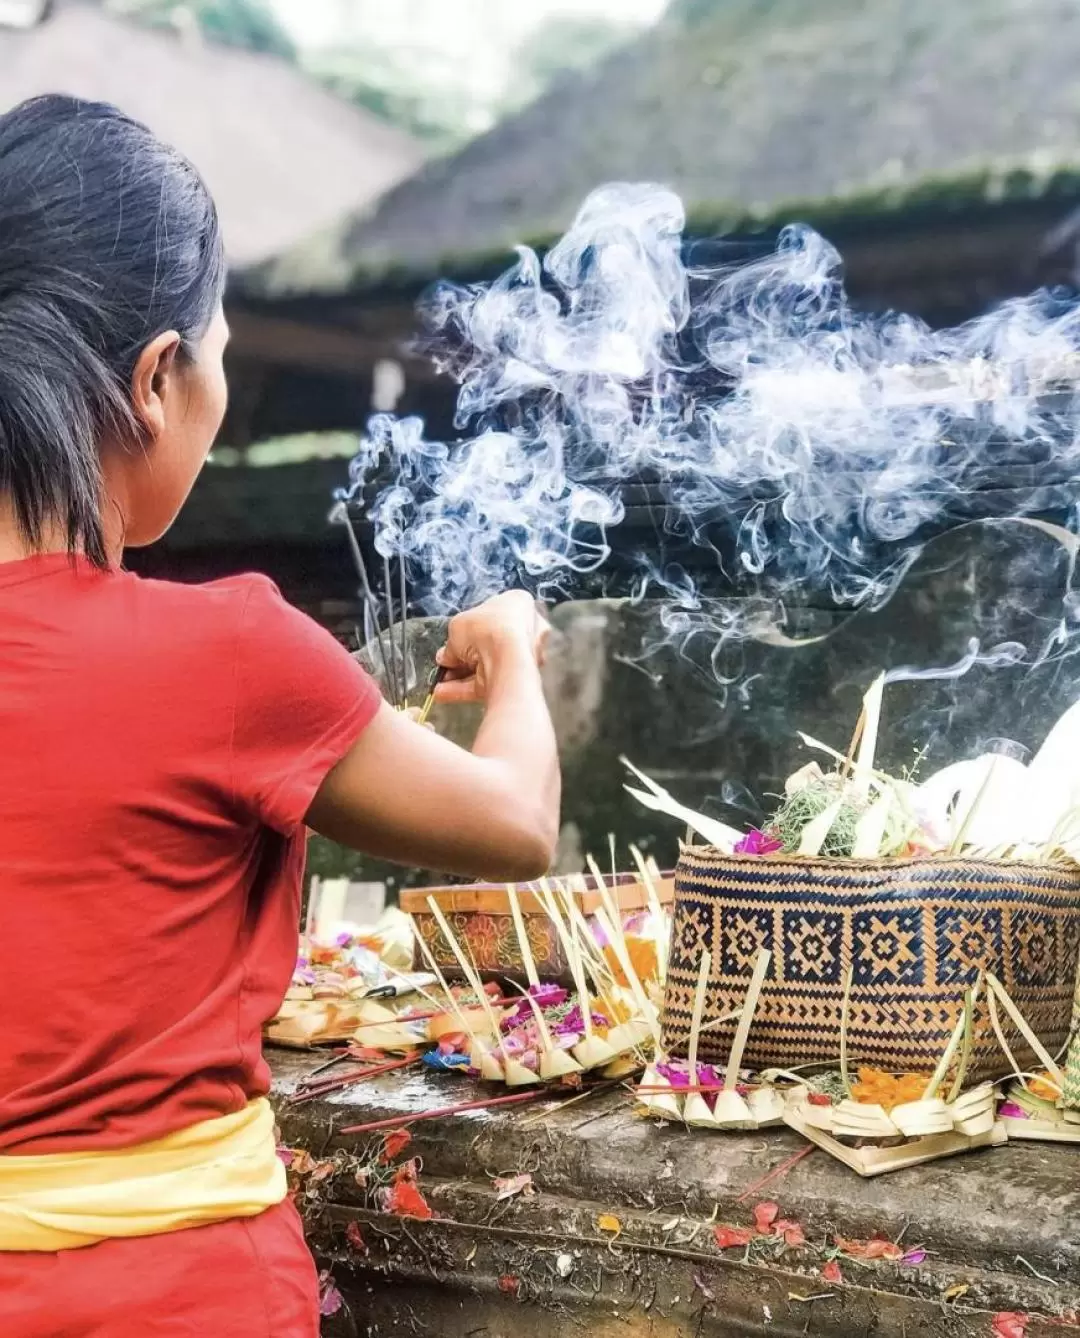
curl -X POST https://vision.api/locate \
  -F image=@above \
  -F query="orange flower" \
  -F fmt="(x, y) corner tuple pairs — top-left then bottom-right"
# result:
(604, 938), (658, 988)
(851, 1067), (931, 1111)
(1028, 1073), (1061, 1102)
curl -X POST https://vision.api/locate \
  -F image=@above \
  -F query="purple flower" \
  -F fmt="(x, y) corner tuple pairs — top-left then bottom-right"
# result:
(900, 1248), (927, 1267)
(998, 1101), (1030, 1120)
(530, 983), (569, 1009)
(552, 1005), (608, 1039)
(734, 829), (783, 856)
(318, 1272), (344, 1317)
(500, 982), (570, 1032)
(656, 1061), (722, 1089)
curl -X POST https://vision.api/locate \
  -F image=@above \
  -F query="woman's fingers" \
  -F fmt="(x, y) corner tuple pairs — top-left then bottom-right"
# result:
(433, 676), (480, 705)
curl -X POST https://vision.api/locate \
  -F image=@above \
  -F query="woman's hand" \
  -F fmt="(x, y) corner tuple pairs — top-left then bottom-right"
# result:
(433, 591), (549, 705)
(308, 588), (560, 882)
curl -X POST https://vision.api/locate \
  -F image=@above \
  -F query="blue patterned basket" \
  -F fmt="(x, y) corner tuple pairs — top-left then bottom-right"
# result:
(662, 848), (1080, 1081)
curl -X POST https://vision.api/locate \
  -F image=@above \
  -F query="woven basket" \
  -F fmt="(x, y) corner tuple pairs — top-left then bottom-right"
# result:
(403, 873), (673, 987)
(662, 848), (1080, 1082)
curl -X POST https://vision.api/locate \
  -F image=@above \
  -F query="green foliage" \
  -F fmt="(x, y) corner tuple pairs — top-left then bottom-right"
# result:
(305, 46), (480, 151)
(109, 0), (296, 60)
(507, 14), (640, 107)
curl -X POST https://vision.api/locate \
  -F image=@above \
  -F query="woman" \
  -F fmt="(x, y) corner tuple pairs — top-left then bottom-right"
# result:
(0, 96), (559, 1337)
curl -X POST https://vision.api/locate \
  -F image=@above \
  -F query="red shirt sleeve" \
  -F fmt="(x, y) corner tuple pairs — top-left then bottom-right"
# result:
(230, 576), (383, 834)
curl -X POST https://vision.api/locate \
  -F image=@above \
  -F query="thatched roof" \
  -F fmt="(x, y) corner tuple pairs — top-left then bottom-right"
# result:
(0, 0), (423, 264)
(249, 0), (1080, 294)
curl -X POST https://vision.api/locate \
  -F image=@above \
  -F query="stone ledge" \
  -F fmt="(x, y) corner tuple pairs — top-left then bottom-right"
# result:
(270, 1048), (1080, 1337)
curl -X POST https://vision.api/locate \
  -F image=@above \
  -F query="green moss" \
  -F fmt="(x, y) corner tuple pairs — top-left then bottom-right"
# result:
(239, 161), (1080, 305)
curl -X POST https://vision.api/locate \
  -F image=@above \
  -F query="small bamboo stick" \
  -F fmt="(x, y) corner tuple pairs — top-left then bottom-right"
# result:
(683, 951), (717, 1127)
(560, 888), (624, 1023)
(506, 885), (541, 990)
(853, 674), (885, 800)
(839, 965), (855, 1098)
(462, 938), (539, 1087)
(630, 843), (668, 985)
(842, 707), (867, 779)
(949, 757), (999, 854)
(986, 972), (1064, 1084)
(723, 949), (770, 1093)
(538, 881), (615, 1068)
(412, 924), (496, 1075)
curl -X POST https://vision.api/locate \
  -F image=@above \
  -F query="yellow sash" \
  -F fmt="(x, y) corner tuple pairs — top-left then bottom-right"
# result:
(0, 1098), (286, 1252)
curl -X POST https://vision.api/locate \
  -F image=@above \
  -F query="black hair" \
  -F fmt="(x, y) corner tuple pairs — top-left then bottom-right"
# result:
(0, 95), (225, 566)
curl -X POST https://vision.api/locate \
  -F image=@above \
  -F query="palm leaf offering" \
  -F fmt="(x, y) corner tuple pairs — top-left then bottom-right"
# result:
(625, 672), (1080, 866)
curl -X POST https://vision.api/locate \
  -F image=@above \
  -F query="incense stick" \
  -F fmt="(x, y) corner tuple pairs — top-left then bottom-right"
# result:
(332, 503), (397, 702)
(381, 553), (401, 705)
(397, 551), (409, 700)
(339, 1089), (549, 1136)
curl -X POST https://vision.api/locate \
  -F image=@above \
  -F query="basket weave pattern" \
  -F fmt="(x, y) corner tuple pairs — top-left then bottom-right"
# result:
(413, 910), (563, 983)
(662, 849), (1080, 1081)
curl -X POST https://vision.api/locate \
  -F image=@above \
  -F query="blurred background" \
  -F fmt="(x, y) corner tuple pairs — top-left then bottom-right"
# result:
(4, 0), (1080, 884)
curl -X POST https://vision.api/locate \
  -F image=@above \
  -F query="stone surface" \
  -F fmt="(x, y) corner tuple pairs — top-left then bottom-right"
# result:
(271, 1049), (1080, 1338)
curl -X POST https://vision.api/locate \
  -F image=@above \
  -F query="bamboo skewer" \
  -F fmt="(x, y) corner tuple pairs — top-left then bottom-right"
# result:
(683, 951), (717, 1128)
(506, 885), (541, 990)
(714, 949), (771, 1126)
(397, 550), (409, 701)
(426, 898), (522, 1083)
(852, 674), (885, 801)
(629, 843), (669, 986)
(986, 973), (1065, 1084)
(414, 921), (501, 1079)
(462, 938), (540, 1088)
(538, 883), (616, 1070)
(586, 858), (661, 1042)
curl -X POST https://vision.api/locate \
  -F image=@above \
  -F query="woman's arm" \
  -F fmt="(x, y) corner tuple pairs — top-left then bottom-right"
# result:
(305, 593), (560, 881)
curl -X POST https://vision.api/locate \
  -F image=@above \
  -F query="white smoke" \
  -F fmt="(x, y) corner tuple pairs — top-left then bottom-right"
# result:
(337, 182), (1080, 635)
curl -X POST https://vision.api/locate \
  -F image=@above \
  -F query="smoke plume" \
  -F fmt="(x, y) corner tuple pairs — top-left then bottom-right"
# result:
(338, 183), (1080, 642)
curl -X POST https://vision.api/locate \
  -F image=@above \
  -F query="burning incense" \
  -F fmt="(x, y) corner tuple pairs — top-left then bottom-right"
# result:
(416, 664), (448, 726)
(397, 550), (408, 700)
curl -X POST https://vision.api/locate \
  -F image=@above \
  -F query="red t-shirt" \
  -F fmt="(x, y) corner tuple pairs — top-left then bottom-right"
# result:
(0, 554), (381, 1154)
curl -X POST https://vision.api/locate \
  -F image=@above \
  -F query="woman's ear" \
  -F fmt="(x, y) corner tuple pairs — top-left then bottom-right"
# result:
(131, 331), (182, 444)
